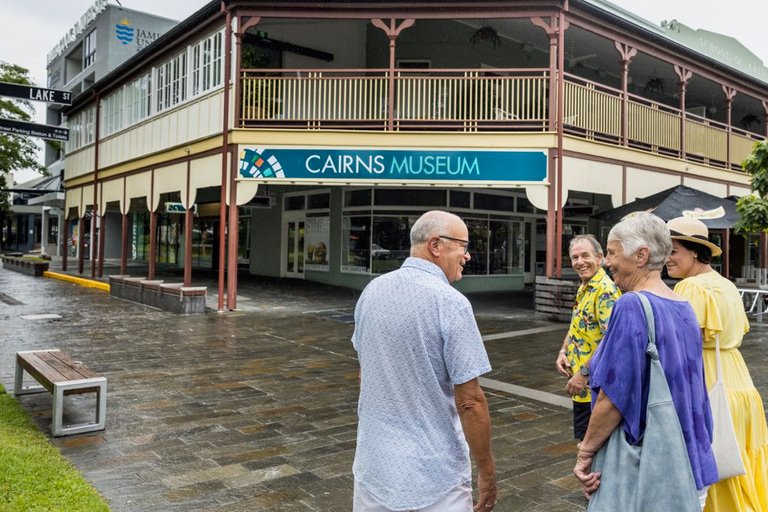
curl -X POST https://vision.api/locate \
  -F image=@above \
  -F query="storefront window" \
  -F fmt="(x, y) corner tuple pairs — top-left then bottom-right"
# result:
(285, 195), (305, 211)
(489, 220), (524, 274)
(344, 189), (371, 207)
(305, 215), (330, 271)
(474, 193), (514, 212)
(450, 190), (471, 208)
(465, 218), (488, 275)
(374, 189), (446, 207)
(342, 215), (371, 272)
(308, 193), (330, 210)
(371, 216), (416, 274)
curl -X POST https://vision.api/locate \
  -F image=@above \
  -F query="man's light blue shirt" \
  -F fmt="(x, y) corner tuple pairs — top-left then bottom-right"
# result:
(351, 257), (491, 511)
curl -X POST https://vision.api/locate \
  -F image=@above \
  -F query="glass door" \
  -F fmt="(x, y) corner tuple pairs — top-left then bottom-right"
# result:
(283, 213), (305, 278)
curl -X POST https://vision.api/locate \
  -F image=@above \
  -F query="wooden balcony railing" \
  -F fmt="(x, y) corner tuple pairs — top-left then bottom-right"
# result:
(239, 67), (764, 171)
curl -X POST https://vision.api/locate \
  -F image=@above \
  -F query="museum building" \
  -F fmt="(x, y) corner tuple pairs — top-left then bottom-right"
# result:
(59, 0), (768, 309)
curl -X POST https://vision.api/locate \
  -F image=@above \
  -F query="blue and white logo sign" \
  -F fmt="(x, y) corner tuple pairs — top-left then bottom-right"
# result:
(116, 18), (134, 45)
(239, 148), (547, 184)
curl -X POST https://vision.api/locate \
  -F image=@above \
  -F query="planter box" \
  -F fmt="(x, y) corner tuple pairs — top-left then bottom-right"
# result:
(109, 275), (206, 314)
(535, 276), (578, 322)
(1, 256), (49, 277)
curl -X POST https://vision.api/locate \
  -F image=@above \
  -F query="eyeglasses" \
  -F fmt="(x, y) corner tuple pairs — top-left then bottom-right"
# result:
(439, 235), (471, 254)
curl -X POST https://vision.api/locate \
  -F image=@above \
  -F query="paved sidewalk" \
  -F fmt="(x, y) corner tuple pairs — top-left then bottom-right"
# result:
(2, 267), (768, 511)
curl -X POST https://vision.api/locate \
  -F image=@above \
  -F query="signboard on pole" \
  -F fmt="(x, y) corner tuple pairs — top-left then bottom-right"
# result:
(0, 82), (72, 106)
(0, 118), (69, 142)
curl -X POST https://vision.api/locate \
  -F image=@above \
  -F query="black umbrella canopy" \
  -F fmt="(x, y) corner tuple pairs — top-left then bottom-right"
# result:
(591, 185), (741, 229)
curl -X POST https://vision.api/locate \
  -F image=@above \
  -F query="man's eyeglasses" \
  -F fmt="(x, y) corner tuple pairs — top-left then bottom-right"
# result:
(439, 235), (471, 254)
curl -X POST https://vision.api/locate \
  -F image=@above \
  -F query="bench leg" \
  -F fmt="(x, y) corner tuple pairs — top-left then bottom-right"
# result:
(14, 363), (47, 396)
(52, 378), (107, 437)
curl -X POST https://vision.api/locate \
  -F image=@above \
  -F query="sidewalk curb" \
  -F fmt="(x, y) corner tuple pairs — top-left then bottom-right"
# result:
(43, 271), (110, 292)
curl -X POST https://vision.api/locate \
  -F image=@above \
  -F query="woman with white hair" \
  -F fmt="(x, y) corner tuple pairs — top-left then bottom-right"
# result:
(573, 213), (718, 510)
(666, 216), (768, 512)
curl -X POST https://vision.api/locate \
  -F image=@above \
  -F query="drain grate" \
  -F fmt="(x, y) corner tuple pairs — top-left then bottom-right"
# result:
(0, 292), (24, 306)
(20, 314), (62, 321)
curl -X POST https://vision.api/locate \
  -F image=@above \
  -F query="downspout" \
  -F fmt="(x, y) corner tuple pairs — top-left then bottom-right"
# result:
(218, 0), (232, 312)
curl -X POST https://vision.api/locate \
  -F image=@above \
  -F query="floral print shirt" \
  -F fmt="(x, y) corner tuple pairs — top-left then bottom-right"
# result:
(566, 267), (621, 402)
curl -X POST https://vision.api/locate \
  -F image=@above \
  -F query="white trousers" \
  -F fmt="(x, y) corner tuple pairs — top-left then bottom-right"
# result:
(353, 479), (473, 512)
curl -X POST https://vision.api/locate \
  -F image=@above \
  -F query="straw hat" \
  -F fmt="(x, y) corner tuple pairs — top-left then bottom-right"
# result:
(666, 217), (722, 257)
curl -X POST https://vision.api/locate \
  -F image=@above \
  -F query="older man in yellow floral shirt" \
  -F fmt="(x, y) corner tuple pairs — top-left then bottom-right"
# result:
(555, 235), (620, 440)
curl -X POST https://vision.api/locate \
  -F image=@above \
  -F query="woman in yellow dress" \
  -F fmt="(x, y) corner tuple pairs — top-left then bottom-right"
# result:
(665, 216), (768, 511)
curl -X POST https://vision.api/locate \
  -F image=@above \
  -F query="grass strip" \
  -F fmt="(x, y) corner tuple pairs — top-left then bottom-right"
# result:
(0, 383), (110, 512)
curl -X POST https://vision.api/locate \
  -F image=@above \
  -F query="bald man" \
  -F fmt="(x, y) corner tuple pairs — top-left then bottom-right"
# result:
(352, 211), (497, 512)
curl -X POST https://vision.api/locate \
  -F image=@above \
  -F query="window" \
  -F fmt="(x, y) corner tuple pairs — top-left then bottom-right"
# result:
(374, 189), (446, 207)
(83, 29), (97, 69)
(284, 195), (305, 211)
(344, 189), (371, 207)
(156, 51), (188, 112)
(126, 73), (151, 126)
(307, 193), (330, 209)
(101, 89), (124, 136)
(342, 215), (371, 272)
(66, 106), (96, 151)
(191, 30), (223, 97)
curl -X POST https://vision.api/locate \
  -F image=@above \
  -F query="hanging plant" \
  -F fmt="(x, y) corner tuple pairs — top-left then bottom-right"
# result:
(470, 26), (502, 48)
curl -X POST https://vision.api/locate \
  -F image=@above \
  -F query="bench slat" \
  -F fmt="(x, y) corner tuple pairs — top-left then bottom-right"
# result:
(41, 351), (98, 381)
(18, 353), (69, 391)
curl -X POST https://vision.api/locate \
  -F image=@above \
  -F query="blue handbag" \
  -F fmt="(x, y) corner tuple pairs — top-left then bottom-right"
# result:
(587, 292), (700, 512)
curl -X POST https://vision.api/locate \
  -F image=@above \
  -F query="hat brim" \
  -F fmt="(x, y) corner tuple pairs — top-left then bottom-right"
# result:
(670, 235), (723, 257)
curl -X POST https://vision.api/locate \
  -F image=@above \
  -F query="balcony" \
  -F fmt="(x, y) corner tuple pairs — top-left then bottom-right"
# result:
(239, 68), (765, 170)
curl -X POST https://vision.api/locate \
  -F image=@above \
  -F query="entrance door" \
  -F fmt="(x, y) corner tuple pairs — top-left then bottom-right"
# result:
(282, 213), (305, 278)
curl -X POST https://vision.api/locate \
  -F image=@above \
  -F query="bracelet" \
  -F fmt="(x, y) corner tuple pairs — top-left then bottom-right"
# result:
(576, 442), (595, 456)
(559, 349), (567, 354)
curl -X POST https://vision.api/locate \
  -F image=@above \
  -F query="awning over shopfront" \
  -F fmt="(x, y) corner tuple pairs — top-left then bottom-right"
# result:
(592, 185), (741, 229)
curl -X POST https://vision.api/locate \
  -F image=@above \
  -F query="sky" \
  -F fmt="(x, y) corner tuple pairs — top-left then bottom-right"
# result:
(1, 0), (768, 183)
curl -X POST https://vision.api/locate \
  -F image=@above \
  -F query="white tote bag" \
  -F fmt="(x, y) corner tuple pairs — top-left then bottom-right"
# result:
(699, 276), (746, 481)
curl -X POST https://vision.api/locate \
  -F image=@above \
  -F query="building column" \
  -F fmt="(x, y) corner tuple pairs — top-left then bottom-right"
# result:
(615, 43), (637, 146)
(77, 217), (85, 274)
(724, 229), (731, 278)
(121, 213), (128, 275)
(41, 207), (49, 256)
(98, 213), (106, 277)
(148, 210), (157, 280)
(56, 212), (63, 257)
(723, 85), (737, 169)
(674, 66), (693, 159)
(372, 18), (415, 131)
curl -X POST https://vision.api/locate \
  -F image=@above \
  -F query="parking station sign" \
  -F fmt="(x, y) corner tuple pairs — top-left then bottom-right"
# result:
(0, 118), (69, 142)
(238, 147), (548, 186)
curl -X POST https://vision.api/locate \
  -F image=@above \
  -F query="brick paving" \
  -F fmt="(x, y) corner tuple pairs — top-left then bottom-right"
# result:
(2, 265), (768, 511)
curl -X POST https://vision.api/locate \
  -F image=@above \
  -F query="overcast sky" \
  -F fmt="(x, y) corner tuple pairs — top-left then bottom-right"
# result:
(2, 0), (767, 182)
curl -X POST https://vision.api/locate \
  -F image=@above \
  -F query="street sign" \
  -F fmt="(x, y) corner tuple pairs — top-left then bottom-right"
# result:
(0, 118), (69, 141)
(0, 81), (72, 105)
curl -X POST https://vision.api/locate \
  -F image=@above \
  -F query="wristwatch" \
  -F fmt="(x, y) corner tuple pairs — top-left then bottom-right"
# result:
(579, 365), (590, 377)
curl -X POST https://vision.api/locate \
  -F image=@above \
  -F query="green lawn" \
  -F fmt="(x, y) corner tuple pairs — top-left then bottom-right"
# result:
(0, 384), (110, 511)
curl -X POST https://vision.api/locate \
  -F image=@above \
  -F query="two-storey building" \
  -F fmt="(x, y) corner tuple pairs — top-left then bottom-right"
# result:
(60, 0), (768, 310)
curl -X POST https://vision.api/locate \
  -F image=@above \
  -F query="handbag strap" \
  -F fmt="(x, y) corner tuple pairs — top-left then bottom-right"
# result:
(633, 292), (658, 360)
(696, 275), (723, 381)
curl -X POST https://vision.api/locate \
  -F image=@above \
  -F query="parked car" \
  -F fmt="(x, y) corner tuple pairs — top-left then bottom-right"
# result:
(371, 243), (391, 259)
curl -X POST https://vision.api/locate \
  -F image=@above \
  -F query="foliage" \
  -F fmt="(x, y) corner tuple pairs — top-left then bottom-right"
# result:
(0, 383), (110, 511)
(735, 140), (768, 234)
(0, 62), (47, 231)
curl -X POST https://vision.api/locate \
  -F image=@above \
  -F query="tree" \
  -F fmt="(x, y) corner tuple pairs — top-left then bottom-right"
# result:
(0, 62), (46, 246)
(735, 141), (768, 234)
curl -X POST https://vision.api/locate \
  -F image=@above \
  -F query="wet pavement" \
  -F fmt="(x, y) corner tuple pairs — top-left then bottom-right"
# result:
(2, 264), (768, 511)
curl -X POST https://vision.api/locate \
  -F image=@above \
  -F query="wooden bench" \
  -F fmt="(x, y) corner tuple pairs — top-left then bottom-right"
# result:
(14, 349), (106, 437)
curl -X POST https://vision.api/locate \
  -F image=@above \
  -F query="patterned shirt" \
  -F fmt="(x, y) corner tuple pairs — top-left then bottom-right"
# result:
(566, 267), (621, 403)
(351, 257), (491, 511)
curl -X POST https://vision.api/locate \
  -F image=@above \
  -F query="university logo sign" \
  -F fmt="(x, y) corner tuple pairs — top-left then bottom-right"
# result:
(116, 19), (134, 45)
(238, 147), (548, 185)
